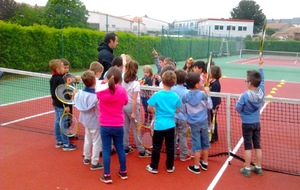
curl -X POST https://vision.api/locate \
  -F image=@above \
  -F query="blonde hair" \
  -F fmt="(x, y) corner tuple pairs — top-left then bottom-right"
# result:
(143, 65), (153, 78)
(49, 59), (63, 72)
(89, 61), (104, 75)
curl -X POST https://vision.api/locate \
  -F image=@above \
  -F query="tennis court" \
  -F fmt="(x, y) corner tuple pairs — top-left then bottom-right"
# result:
(1, 53), (300, 189)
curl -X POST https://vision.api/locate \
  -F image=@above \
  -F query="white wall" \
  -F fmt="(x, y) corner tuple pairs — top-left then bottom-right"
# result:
(198, 19), (254, 38)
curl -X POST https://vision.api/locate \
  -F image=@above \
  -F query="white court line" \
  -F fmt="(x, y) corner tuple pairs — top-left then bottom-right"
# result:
(207, 101), (269, 190)
(293, 60), (298, 65)
(0, 95), (50, 107)
(0, 111), (54, 126)
(226, 59), (258, 65)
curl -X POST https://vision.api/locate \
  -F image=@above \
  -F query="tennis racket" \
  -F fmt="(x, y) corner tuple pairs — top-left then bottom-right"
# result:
(205, 52), (213, 87)
(59, 105), (79, 137)
(209, 105), (219, 141)
(55, 84), (79, 137)
(259, 22), (267, 61)
(136, 119), (154, 149)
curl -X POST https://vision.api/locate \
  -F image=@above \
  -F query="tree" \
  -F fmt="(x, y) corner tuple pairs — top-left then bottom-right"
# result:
(9, 3), (44, 26)
(266, 28), (276, 36)
(230, 0), (266, 34)
(0, 0), (17, 20)
(42, 0), (89, 29)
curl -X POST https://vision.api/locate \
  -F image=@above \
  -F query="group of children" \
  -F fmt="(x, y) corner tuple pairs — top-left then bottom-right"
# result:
(49, 50), (265, 183)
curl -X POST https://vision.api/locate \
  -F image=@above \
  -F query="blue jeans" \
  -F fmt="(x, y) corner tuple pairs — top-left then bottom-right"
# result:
(54, 106), (69, 145)
(189, 121), (210, 152)
(100, 126), (126, 174)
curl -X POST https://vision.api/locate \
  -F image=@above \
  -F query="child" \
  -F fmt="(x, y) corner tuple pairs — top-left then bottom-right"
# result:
(74, 70), (103, 170)
(49, 59), (76, 151)
(60, 58), (80, 139)
(90, 61), (116, 156)
(96, 67), (128, 184)
(171, 69), (191, 161)
(209, 65), (222, 143)
(122, 60), (151, 158)
(235, 60), (264, 177)
(182, 72), (212, 174)
(140, 65), (153, 125)
(146, 70), (180, 174)
(193, 60), (207, 88)
(183, 57), (194, 73)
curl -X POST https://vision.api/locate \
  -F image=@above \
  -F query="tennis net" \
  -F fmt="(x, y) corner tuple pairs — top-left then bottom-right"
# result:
(1, 67), (299, 176)
(240, 49), (300, 60)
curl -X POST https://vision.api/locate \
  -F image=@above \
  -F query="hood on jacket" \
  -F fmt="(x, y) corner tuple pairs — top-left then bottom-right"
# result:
(74, 90), (98, 112)
(185, 90), (204, 107)
(246, 89), (264, 109)
(97, 42), (113, 53)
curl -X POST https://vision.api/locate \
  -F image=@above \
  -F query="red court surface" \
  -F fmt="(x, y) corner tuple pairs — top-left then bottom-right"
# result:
(1, 127), (300, 190)
(1, 77), (299, 189)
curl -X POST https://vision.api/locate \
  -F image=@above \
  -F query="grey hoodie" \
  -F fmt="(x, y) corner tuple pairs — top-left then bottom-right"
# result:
(74, 87), (99, 129)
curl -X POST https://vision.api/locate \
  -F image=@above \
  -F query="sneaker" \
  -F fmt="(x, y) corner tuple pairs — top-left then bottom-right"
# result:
(118, 171), (128, 180)
(55, 142), (63, 148)
(90, 163), (103, 170)
(252, 167), (263, 176)
(139, 150), (152, 158)
(180, 155), (192, 161)
(187, 165), (200, 174)
(125, 147), (134, 155)
(240, 167), (251, 177)
(62, 143), (77, 151)
(83, 158), (90, 165)
(100, 174), (112, 184)
(199, 161), (208, 171)
(146, 165), (158, 174)
(166, 166), (175, 173)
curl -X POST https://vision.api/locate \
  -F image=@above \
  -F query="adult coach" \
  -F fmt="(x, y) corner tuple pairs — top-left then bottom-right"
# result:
(97, 32), (119, 79)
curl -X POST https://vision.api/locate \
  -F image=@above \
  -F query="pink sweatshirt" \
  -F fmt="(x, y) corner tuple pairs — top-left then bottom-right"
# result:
(96, 84), (128, 127)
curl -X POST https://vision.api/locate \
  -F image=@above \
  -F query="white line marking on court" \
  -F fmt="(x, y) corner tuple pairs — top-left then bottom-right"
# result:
(0, 111), (54, 126)
(207, 101), (269, 190)
(0, 95), (50, 107)
(293, 60), (297, 65)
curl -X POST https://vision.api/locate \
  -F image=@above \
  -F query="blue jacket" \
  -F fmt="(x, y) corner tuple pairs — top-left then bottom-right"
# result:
(182, 90), (212, 124)
(235, 68), (265, 124)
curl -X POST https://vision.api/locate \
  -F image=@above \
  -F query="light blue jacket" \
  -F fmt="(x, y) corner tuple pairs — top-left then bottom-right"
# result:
(235, 68), (265, 124)
(182, 90), (212, 124)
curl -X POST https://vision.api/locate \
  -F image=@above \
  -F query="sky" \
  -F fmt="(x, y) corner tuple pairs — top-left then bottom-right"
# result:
(15, 0), (299, 23)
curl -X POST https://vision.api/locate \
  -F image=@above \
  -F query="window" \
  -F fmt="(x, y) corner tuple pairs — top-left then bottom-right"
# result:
(232, 26), (236, 31)
(227, 25), (231, 30)
(190, 22), (194, 27)
(214, 25), (223, 30)
(112, 25), (116, 28)
(238, 26), (247, 31)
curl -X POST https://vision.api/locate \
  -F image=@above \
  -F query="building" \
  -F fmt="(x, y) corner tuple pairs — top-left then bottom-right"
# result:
(87, 11), (133, 32)
(272, 27), (300, 40)
(87, 12), (169, 35)
(267, 22), (293, 32)
(197, 18), (254, 38)
(171, 19), (202, 34)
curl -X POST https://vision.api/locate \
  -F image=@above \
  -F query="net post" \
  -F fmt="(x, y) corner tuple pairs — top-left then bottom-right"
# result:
(239, 49), (243, 59)
(226, 94), (232, 164)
